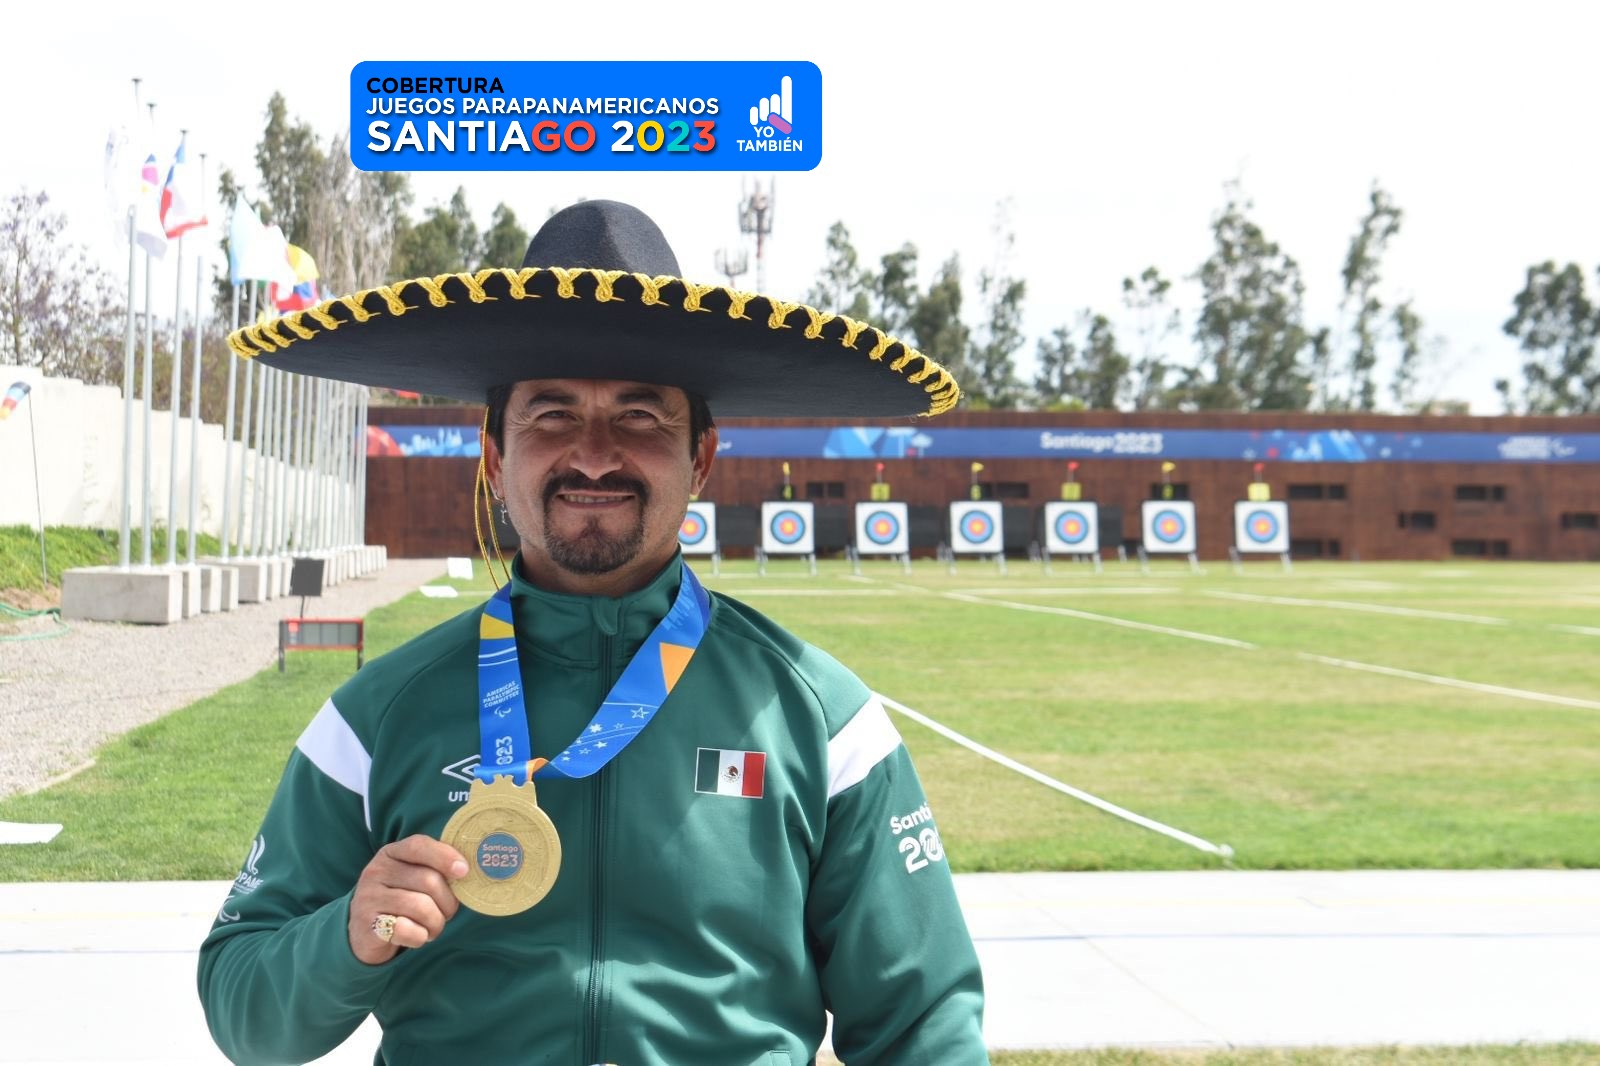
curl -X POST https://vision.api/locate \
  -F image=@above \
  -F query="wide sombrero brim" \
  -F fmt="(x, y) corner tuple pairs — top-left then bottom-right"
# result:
(227, 267), (960, 417)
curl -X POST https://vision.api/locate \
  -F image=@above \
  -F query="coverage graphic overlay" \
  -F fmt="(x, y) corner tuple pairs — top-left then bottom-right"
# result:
(678, 502), (718, 556)
(1140, 501), (1197, 554)
(350, 62), (821, 171)
(1233, 500), (1290, 554)
(949, 501), (1003, 555)
(760, 501), (815, 555)
(1044, 502), (1099, 555)
(854, 502), (909, 555)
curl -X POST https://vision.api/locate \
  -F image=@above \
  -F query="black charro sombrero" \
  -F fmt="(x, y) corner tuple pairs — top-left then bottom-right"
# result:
(226, 200), (959, 417)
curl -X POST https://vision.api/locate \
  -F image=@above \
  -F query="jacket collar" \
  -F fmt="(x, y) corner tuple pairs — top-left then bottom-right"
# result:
(507, 552), (683, 662)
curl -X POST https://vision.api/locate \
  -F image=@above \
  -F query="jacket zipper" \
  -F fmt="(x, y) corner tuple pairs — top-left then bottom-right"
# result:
(583, 632), (614, 1065)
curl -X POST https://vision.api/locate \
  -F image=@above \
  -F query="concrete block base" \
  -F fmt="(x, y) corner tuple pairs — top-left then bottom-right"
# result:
(196, 560), (240, 612)
(274, 557), (291, 598)
(227, 559), (275, 603)
(60, 566), (184, 625)
(197, 566), (233, 613)
(178, 566), (204, 619)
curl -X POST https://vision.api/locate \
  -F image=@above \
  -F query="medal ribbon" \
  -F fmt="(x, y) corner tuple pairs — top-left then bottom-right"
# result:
(476, 563), (710, 785)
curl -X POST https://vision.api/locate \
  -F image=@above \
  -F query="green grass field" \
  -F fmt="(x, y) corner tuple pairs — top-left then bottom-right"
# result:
(2, 558), (1597, 881)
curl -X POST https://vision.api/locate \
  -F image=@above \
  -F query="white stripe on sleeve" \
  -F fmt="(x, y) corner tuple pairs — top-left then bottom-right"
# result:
(827, 694), (903, 799)
(295, 699), (372, 829)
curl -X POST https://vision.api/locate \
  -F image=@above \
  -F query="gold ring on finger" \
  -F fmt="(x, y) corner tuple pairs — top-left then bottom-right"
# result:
(371, 913), (398, 943)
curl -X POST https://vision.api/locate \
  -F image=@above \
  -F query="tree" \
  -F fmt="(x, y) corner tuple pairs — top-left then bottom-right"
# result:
(1334, 184), (1403, 411)
(905, 255), (970, 393)
(1389, 299), (1425, 410)
(1189, 183), (1315, 410)
(1032, 325), (1080, 408)
(255, 93), (326, 246)
(1498, 261), (1598, 414)
(1122, 267), (1179, 409)
(964, 201), (1025, 408)
(392, 186), (481, 279)
(1079, 312), (1130, 410)
(0, 189), (126, 385)
(481, 203), (530, 270)
(804, 221), (870, 320)
(868, 243), (918, 336)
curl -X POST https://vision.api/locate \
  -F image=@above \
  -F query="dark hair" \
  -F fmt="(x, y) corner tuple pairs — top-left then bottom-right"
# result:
(484, 383), (714, 458)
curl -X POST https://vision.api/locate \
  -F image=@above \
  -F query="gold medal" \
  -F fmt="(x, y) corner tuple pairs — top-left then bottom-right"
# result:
(439, 775), (561, 916)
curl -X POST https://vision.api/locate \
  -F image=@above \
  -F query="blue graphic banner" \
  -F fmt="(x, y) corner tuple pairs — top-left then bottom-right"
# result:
(708, 426), (1600, 464)
(368, 425), (481, 457)
(350, 61), (821, 171)
(371, 423), (1600, 464)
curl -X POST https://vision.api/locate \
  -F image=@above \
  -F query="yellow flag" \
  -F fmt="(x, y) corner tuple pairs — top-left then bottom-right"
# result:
(1161, 461), (1176, 473)
(971, 462), (984, 474)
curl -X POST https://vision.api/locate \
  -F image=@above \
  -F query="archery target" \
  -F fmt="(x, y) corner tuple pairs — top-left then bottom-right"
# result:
(1044, 502), (1099, 555)
(1234, 500), (1290, 554)
(761, 501), (815, 555)
(949, 501), (1003, 555)
(854, 502), (909, 555)
(678, 502), (718, 555)
(1141, 501), (1197, 554)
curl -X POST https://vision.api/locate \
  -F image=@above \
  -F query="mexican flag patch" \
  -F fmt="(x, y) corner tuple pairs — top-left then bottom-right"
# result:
(695, 748), (766, 799)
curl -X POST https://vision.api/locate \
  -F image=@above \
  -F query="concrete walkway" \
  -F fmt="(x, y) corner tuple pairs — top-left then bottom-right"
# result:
(1, 870), (1596, 1063)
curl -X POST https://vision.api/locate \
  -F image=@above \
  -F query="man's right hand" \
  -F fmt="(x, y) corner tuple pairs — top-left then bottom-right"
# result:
(348, 835), (469, 965)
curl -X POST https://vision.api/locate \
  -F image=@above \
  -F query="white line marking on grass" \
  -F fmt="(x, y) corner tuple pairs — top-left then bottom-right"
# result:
(1297, 653), (1600, 711)
(1551, 624), (1600, 637)
(957, 586), (1166, 597)
(944, 592), (1257, 649)
(720, 589), (901, 597)
(875, 693), (1233, 860)
(1205, 590), (1510, 626)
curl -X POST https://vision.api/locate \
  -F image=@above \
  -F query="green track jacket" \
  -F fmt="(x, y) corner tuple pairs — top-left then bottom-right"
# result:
(198, 556), (986, 1065)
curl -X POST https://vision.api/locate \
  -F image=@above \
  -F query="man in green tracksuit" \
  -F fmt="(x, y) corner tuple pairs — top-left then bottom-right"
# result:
(200, 200), (984, 1065)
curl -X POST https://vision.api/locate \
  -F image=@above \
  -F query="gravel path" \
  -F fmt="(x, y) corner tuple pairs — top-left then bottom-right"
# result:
(0, 559), (447, 800)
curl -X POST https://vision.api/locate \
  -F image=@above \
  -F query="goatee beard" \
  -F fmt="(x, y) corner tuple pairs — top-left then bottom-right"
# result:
(542, 473), (649, 576)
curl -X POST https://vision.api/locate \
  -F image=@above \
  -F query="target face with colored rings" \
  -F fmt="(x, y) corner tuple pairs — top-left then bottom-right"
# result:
(1152, 509), (1188, 544)
(1054, 512), (1090, 545)
(959, 512), (993, 543)
(769, 510), (807, 545)
(678, 513), (708, 545)
(1244, 510), (1280, 543)
(864, 510), (902, 545)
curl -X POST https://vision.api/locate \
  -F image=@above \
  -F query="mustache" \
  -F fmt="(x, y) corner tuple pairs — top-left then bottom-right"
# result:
(542, 473), (650, 506)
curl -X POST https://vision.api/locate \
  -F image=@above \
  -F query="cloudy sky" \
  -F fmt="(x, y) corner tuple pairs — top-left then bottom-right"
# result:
(6, 0), (1597, 413)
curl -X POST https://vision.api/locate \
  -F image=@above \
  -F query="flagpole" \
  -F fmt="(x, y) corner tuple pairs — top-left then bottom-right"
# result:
(141, 242), (155, 566)
(356, 387), (369, 547)
(239, 284), (258, 555)
(119, 77), (140, 570)
(221, 278), (240, 562)
(120, 207), (137, 569)
(166, 223), (185, 567)
(295, 368), (310, 549)
(186, 153), (205, 566)
(254, 365), (271, 556)
(140, 100), (157, 568)
(249, 354), (267, 557)
(28, 385), (48, 586)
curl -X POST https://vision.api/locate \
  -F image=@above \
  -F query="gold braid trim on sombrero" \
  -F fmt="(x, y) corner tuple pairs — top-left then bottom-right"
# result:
(227, 268), (960, 415)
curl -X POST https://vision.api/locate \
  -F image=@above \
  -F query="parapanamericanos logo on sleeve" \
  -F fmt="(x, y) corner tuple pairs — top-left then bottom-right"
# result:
(217, 835), (267, 923)
(351, 61), (821, 171)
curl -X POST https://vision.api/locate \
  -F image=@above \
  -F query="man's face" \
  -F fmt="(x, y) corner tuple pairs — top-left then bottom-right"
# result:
(485, 378), (716, 596)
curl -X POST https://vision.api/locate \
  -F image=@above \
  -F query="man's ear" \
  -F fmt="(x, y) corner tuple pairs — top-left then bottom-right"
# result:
(482, 426), (504, 498)
(690, 425), (718, 497)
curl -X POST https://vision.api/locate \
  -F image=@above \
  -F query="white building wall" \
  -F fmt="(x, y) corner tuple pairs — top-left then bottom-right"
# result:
(0, 365), (270, 537)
